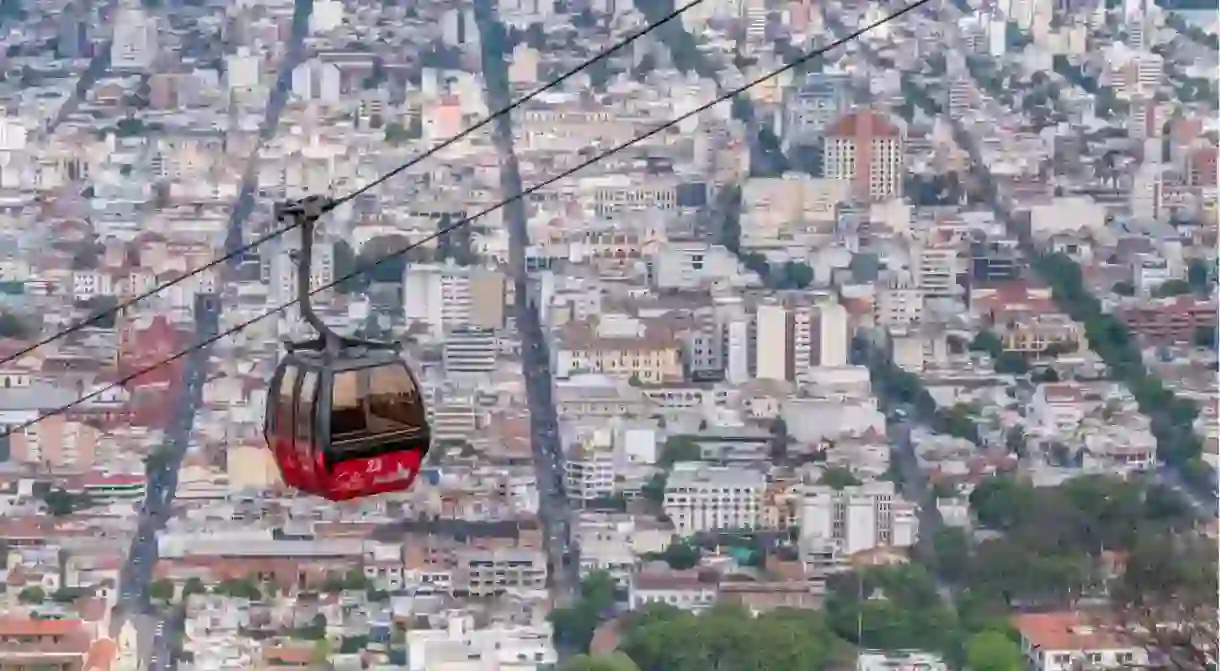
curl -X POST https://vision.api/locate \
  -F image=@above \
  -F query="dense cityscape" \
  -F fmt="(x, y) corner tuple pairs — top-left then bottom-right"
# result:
(0, 0), (1215, 667)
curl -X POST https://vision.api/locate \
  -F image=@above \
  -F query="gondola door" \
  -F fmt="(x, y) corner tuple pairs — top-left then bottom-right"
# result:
(315, 364), (429, 501)
(265, 363), (306, 491)
(294, 368), (323, 494)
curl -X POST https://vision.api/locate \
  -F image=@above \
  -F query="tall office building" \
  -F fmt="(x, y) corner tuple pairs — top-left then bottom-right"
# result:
(755, 301), (793, 381)
(800, 480), (919, 557)
(914, 241), (963, 300)
(823, 109), (904, 202)
(814, 302), (849, 367)
(724, 315), (751, 385)
(57, 2), (89, 59)
(443, 326), (498, 374)
(111, 0), (159, 71)
(269, 233), (334, 305)
(783, 74), (852, 150)
(403, 263), (506, 338)
(664, 464), (767, 535)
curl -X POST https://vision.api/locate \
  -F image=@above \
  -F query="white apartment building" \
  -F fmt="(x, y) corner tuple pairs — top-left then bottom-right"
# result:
(800, 480), (919, 560)
(443, 326), (497, 374)
(404, 263), (474, 338)
(110, 0), (158, 71)
(913, 242), (961, 300)
(430, 400), (479, 443)
(817, 302), (849, 368)
(755, 302), (791, 381)
(1030, 383), (1089, 435)
(823, 110), (904, 202)
(1133, 254), (1173, 295)
(875, 274), (923, 328)
(653, 243), (739, 291)
(857, 651), (949, 671)
(663, 463), (766, 535)
(739, 175), (849, 249)
(406, 614), (557, 671)
(269, 237), (334, 304)
(564, 444), (616, 503)
(628, 571), (719, 613)
(72, 270), (114, 301)
(574, 514), (670, 586)
(455, 549), (548, 597)
(1013, 612), (1147, 671)
(724, 315), (751, 385)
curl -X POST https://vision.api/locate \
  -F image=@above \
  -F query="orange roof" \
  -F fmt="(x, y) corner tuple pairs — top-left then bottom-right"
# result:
(264, 644), (315, 665)
(84, 637), (118, 671)
(82, 473), (145, 487)
(1012, 612), (1132, 651)
(0, 617), (83, 637)
(825, 109), (900, 139)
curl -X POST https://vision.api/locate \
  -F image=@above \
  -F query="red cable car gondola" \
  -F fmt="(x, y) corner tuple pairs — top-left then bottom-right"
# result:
(263, 196), (431, 501)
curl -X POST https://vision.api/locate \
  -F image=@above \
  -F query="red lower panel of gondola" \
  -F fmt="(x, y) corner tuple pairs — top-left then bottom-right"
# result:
(268, 438), (319, 494)
(318, 449), (425, 501)
(267, 438), (424, 500)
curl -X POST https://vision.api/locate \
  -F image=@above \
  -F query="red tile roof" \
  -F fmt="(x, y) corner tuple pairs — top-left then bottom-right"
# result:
(0, 617), (83, 637)
(825, 109), (900, 139)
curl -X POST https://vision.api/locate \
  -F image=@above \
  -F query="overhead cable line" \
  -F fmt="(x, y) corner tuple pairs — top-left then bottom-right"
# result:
(0, 0), (707, 369)
(4, 0), (932, 437)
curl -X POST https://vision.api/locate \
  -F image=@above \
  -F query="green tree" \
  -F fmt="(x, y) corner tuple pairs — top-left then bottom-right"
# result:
(339, 635), (369, 653)
(620, 603), (845, 671)
(18, 585), (45, 604)
(293, 613), (327, 640)
(559, 652), (640, 671)
(779, 261), (814, 289)
(818, 467), (862, 489)
(0, 311), (31, 338)
(343, 568), (370, 591)
(930, 527), (972, 583)
(182, 577), (207, 599)
(769, 417), (789, 460)
(1111, 280), (1135, 296)
(1186, 259), (1212, 295)
(51, 587), (87, 603)
(825, 565), (958, 653)
(1193, 325), (1215, 349)
(962, 474), (1201, 606)
(322, 571), (347, 593)
(658, 541), (700, 570)
(966, 630), (1024, 671)
(144, 447), (172, 474)
(332, 240), (367, 294)
(1004, 425), (1027, 455)
(41, 488), (92, 517)
(115, 118), (146, 137)
(993, 351), (1030, 375)
(659, 436), (701, 467)
(551, 572), (617, 652)
(641, 472), (667, 504)
(383, 121), (409, 144)
(969, 330), (1004, 357)
(1153, 279), (1191, 298)
(310, 639), (331, 665)
(1114, 532), (1217, 610)
(1035, 251), (1204, 477)
(149, 579), (175, 602)
(217, 577), (262, 601)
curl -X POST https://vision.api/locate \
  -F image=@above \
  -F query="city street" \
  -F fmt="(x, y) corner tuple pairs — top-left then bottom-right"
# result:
(473, 0), (579, 613)
(112, 1), (311, 663)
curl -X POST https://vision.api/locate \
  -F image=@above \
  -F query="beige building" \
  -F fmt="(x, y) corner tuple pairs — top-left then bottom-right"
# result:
(823, 109), (904, 202)
(226, 444), (283, 491)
